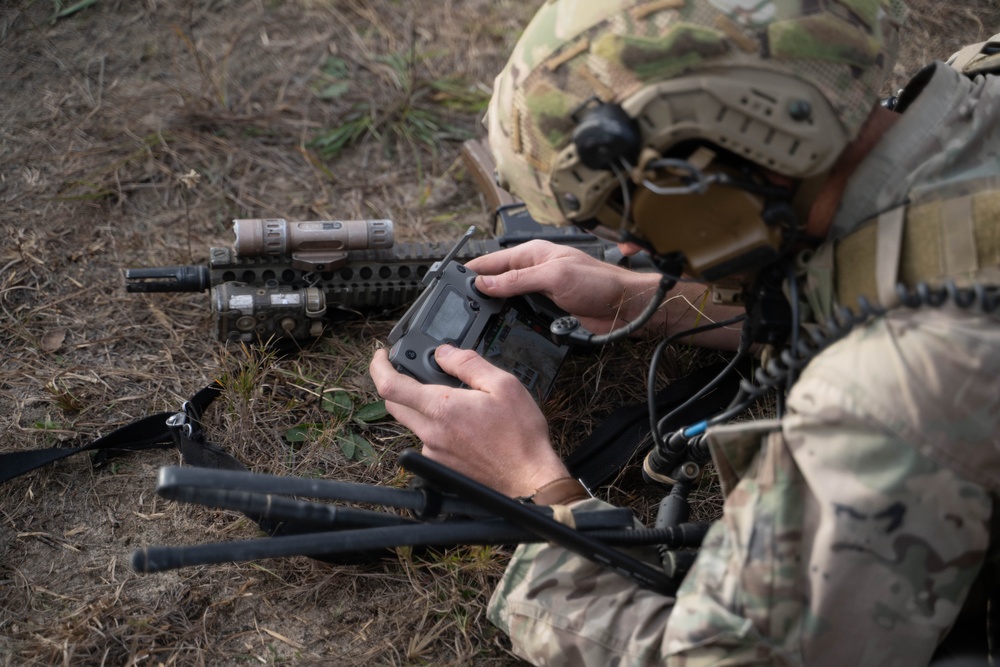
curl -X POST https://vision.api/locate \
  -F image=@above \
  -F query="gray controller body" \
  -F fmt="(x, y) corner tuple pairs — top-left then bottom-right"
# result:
(387, 256), (567, 401)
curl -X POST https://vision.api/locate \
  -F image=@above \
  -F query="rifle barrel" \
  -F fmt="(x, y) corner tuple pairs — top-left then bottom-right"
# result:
(125, 265), (211, 293)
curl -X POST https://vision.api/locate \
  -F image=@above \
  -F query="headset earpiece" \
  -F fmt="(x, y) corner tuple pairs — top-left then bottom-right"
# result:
(572, 103), (642, 171)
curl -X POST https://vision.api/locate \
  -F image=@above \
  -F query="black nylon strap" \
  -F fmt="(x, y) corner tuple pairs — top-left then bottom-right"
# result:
(0, 382), (224, 484)
(0, 411), (177, 484)
(3, 360), (741, 491)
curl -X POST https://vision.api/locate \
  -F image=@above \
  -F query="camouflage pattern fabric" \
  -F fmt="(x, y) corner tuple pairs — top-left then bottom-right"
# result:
(486, 0), (906, 225)
(487, 32), (1000, 667)
(806, 61), (1000, 320)
(826, 61), (1000, 245)
(490, 306), (999, 667)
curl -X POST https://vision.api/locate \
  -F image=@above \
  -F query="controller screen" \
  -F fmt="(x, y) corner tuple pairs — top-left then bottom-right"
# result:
(424, 287), (472, 343)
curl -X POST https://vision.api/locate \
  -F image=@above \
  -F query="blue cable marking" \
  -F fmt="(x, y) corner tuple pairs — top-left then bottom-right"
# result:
(683, 421), (707, 438)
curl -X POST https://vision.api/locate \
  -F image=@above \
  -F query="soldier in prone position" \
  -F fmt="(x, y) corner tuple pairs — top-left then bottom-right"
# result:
(370, 1), (1000, 664)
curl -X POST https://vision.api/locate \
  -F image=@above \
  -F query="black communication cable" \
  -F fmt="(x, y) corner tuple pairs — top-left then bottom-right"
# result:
(645, 313), (748, 454)
(551, 273), (678, 346)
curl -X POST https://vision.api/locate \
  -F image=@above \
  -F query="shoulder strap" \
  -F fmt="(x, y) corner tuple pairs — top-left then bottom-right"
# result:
(947, 33), (1000, 77)
(0, 382), (231, 484)
(835, 175), (1000, 310)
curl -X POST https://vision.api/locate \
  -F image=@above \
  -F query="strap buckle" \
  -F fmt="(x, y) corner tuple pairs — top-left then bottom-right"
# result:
(165, 412), (193, 448)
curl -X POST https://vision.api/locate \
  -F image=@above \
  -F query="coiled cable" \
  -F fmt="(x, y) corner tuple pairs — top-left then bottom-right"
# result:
(648, 280), (1000, 475)
(707, 281), (1000, 431)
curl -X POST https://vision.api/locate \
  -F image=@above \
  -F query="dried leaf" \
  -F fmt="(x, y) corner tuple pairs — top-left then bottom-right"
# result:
(177, 169), (201, 189)
(40, 329), (66, 353)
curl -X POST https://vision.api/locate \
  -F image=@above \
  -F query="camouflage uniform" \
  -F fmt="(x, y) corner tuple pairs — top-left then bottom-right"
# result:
(487, 13), (1000, 667)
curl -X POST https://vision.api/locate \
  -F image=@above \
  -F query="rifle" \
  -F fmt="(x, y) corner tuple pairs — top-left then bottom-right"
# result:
(125, 140), (634, 344)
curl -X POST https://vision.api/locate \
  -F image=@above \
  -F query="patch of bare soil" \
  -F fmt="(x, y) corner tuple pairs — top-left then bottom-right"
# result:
(2, 1), (998, 665)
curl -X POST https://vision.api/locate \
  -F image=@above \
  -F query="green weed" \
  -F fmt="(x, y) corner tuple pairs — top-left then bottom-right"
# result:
(50, 0), (98, 23)
(309, 49), (483, 162)
(281, 382), (388, 465)
(32, 419), (66, 431)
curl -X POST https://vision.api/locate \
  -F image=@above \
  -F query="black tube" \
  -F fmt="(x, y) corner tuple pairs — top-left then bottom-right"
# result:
(166, 485), (416, 529)
(397, 449), (679, 595)
(155, 465), (489, 518)
(130, 517), (709, 574)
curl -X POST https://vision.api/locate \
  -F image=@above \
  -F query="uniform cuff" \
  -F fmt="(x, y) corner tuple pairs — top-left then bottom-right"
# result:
(530, 476), (591, 506)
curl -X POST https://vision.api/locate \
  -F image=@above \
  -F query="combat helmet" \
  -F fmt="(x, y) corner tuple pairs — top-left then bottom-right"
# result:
(487, 0), (906, 280)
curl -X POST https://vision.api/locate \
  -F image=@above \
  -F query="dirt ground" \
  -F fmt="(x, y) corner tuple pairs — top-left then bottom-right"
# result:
(2, 1), (999, 665)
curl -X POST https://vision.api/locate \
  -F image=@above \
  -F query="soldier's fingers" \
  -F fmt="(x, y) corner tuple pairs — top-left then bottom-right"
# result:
(434, 345), (525, 399)
(371, 348), (472, 429)
(464, 239), (560, 275)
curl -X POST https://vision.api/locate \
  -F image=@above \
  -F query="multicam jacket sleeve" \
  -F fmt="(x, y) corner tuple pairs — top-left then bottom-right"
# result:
(488, 307), (1000, 667)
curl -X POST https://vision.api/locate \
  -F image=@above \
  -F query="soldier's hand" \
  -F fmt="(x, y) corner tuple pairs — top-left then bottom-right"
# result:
(467, 240), (746, 350)
(369, 346), (569, 498)
(464, 240), (663, 335)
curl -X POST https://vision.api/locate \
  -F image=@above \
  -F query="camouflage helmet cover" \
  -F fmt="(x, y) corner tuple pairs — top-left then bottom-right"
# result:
(487, 0), (907, 225)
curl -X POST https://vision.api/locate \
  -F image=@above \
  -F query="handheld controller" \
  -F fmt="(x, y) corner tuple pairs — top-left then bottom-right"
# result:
(387, 227), (568, 402)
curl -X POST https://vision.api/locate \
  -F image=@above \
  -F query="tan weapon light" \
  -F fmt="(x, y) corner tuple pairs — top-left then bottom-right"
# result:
(234, 218), (394, 271)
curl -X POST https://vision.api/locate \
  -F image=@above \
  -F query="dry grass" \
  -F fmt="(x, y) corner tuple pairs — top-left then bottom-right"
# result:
(2, 1), (999, 665)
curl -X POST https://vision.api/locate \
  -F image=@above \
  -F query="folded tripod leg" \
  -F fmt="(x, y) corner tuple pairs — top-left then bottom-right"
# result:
(131, 463), (670, 574)
(164, 483), (418, 529)
(131, 509), (690, 574)
(155, 465), (489, 517)
(398, 449), (682, 595)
